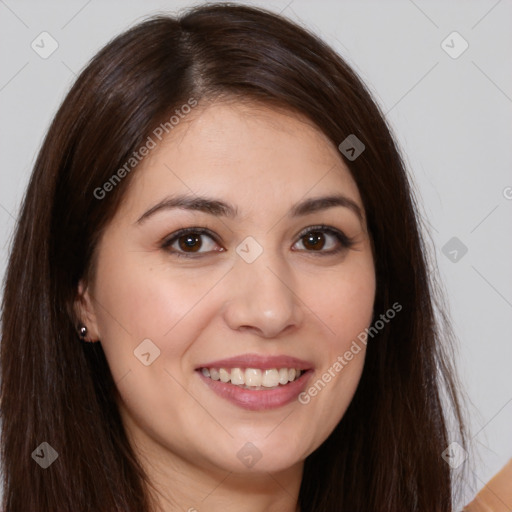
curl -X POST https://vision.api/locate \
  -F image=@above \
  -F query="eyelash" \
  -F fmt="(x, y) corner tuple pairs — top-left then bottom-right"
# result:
(160, 225), (355, 259)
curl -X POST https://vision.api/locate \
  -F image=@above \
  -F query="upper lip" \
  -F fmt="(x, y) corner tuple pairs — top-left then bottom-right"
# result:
(196, 353), (313, 370)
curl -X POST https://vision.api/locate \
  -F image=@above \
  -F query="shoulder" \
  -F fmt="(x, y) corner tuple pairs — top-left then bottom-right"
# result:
(463, 458), (512, 511)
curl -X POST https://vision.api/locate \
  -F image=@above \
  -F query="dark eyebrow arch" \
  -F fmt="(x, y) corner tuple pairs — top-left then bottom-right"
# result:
(135, 193), (363, 224)
(136, 195), (238, 224)
(290, 195), (363, 222)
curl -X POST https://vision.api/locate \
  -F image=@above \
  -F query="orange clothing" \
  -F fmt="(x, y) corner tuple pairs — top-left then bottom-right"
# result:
(463, 459), (512, 512)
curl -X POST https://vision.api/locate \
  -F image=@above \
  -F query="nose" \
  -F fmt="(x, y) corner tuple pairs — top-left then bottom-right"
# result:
(221, 250), (304, 339)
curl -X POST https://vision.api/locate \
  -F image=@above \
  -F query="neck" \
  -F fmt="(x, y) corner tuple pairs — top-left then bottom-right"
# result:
(143, 446), (303, 512)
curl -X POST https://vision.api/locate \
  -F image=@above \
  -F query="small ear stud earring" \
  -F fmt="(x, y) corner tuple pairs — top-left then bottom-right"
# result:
(79, 325), (88, 338)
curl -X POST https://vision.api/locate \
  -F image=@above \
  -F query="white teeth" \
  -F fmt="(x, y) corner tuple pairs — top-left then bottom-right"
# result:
(200, 366), (304, 388)
(230, 367), (244, 385)
(219, 368), (230, 383)
(262, 369), (280, 388)
(245, 368), (262, 387)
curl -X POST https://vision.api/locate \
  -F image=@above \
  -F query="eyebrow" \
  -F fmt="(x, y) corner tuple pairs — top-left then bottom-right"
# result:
(135, 193), (363, 224)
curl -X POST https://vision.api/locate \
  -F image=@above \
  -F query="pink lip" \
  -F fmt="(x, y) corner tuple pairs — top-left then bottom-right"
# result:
(197, 369), (313, 411)
(196, 353), (313, 371)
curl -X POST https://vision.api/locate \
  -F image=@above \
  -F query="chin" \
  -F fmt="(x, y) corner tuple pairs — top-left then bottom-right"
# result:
(208, 435), (310, 475)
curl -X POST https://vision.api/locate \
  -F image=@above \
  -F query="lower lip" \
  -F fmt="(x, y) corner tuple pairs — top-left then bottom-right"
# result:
(197, 370), (313, 411)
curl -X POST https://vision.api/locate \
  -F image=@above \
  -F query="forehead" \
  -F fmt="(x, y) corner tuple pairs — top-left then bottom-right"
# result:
(118, 101), (363, 222)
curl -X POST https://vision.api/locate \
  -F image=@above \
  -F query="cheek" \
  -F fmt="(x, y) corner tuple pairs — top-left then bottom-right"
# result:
(294, 257), (375, 443)
(314, 257), (376, 348)
(95, 249), (202, 331)
(91, 251), (228, 377)
(90, 255), (215, 433)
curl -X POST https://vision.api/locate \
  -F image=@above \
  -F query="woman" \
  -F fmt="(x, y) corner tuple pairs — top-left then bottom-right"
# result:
(1, 4), (470, 511)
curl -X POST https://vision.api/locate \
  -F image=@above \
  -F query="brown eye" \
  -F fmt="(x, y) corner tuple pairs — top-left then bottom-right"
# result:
(302, 231), (326, 251)
(178, 233), (203, 252)
(162, 228), (222, 257)
(293, 225), (355, 255)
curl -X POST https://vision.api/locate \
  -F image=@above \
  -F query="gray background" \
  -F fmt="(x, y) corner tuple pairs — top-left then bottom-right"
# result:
(1, 0), (511, 505)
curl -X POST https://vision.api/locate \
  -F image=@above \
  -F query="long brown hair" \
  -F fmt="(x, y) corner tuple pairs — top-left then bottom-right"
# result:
(1, 4), (468, 511)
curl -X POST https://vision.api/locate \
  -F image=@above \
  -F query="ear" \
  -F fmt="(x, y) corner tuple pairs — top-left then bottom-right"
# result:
(74, 279), (100, 342)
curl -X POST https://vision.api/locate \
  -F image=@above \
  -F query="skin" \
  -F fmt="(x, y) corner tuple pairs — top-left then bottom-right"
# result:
(76, 101), (376, 512)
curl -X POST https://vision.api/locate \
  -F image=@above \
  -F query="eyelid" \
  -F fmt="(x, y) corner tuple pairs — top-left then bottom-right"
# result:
(292, 224), (356, 254)
(161, 224), (355, 258)
(294, 224), (352, 244)
(160, 227), (221, 256)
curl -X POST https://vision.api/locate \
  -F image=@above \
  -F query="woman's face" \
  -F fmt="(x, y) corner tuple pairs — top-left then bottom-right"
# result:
(78, 101), (376, 476)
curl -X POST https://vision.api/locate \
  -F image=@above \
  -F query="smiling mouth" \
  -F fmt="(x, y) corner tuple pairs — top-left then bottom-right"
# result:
(198, 367), (304, 390)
